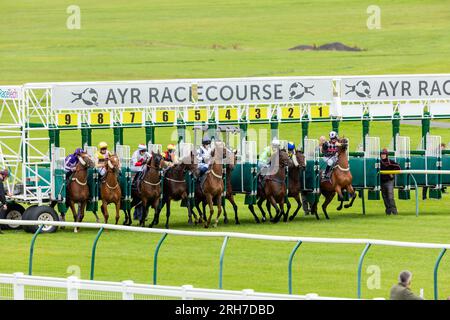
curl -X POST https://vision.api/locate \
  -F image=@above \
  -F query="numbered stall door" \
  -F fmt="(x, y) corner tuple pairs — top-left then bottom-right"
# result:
(348, 158), (365, 188)
(443, 155), (450, 185)
(426, 156), (439, 186)
(52, 147), (66, 203)
(364, 158), (379, 188)
(303, 160), (318, 191)
(395, 158), (409, 187)
(86, 167), (98, 213)
(410, 156), (426, 185)
(116, 144), (132, 210)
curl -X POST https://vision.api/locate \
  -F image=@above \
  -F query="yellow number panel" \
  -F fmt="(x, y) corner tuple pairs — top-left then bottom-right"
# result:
(57, 113), (78, 126)
(188, 109), (207, 122)
(90, 112), (111, 125)
(249, 107), (268, 121)
(311, 105), (330, 119)
(218, 108), (238, 122)
(281, 106), (300, 120)
(155, 110), (175, 123)
(122, 111), (143, 124)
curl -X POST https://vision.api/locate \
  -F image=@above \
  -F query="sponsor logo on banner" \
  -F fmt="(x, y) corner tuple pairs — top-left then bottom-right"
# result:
(0, 87), (21, 100)
(51, 78), (333, 110)
(341, 76), (450, 101)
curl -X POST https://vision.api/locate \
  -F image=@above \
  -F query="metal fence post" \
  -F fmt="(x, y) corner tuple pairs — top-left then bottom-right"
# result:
(357, 243), (371, 299)
(153, 233), (168, 285)
(122, 280), (134, 300)
(288, 240), (302, 294)
(409, 174), (419, 217)
(13, 272), (25, 300)
(67, 276), (79, 300)
(90, 227), (104, 280)
(433, 248), (447, 300)
(219, 236), (229, 289)
(28, 224), (44, 275)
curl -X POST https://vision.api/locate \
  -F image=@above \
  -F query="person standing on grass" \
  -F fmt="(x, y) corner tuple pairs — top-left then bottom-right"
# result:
(0, 170), (10, 234)
(390, 271), (424, 300)
(380, 148), (401, 215)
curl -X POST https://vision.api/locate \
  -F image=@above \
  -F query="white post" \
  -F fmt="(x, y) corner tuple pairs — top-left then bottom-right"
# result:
(13, 272), (25, 300)
(122, 280), (134, 300)
(67, 276), (79, 300)
(241, 289), (254, 299)
(181, 285), (193, 300)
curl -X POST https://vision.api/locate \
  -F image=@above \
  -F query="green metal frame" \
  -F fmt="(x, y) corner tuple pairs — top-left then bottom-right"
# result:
(218, 236), (229, 289)
(433, 248), (447, 300)
(28, 225), (44, 275)
(288, 240), (302, 294)
(357, 243), (371, 299)
(153, 233), (168, 285)
(90, 227), (104, 280)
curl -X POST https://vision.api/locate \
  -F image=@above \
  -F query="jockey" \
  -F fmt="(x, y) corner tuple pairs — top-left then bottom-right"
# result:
(287, 141), (296, 157)
(163, 144), (177, 168)
(258, 139), (280, 171)
(95, 142), (112, 178)
(196, 136), (212, 176)
(321, 131), (341, 179)
(131, 144), (151, 173)
(64, 148), (85, 179)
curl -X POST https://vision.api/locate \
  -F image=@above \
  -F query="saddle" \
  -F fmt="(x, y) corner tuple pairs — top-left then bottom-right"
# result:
(321, 167), (335, 183)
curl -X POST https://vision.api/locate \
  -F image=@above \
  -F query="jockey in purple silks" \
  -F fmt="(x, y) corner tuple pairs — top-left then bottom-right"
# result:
(64, 148), (85, 179)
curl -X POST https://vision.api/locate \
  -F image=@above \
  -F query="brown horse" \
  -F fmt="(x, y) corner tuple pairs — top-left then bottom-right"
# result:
(131, 152), (165, 227)
(66, 152), (95, 232)
(248, 149), (290, 223)
(99, 154), (122, 224)
(285, 150), (307, 221)
(152, 151), (197, 228)
(311, 138), (356, 219)
(222, 148), (239, 224)
(195, 143), (225, 228)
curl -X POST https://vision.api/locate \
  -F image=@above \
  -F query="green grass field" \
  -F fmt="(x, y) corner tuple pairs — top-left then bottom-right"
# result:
(1, 0), (450, 300)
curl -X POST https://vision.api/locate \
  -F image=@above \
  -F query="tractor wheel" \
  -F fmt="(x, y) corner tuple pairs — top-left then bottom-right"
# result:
(23, 206), (59, 234)
(0, 203), (26, 230)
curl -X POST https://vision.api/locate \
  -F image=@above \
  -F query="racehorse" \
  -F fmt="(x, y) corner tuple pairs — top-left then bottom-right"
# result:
(311, 138), (356, 219)
(131, 152), (165, 227)
(194, 142), (226, 228)
(152, 151), (197, 228)
(285, 150), (307, 221)
(222, 148), (239, 224)
(66, 151), (95, 232)
(248, 148), (290, 223)
(99, 154), (122, 224)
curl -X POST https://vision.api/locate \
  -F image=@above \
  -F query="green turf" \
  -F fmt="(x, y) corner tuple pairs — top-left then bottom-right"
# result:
(1, 0), (450, 300)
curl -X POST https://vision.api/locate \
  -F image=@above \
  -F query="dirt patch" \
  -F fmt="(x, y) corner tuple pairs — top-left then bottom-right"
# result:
(289, 42), (364, 52)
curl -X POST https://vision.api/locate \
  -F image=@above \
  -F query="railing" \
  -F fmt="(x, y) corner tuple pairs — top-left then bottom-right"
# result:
(0, 273), (364, 300)
(0, 219), (449, 300)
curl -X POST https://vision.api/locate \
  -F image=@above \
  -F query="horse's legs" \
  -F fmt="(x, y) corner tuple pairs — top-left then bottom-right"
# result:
(268, 196), (281, 223)
(312, 194), (320, 220)
(265, 200), (271, 221)
(214, 194), (222, 228)
(151, 197), (163, 227)
(229, 195), (239, 225)
(101, 201), (109, 224)
(344, 185), (357, 209)
(140, 199), (147, 227)
(285, 198), (292, 216)
(248, 204), (260, 224)
(257, 197), (268, 222)
(151, 197), (161, 228)
(223, 198), (228, 224)
(202, 201), (207, 221)
(289, 194), (302, 221)
(322, 192), (335, 220)
(114, 201), (120, 225)
(204, 194), (214, 228)
(68, 200), (77, 223)
(185, 193), (197, 225)
(195, 200), (203, 224)
(336, 185), (344, 211)
(164, 198), (171, 229)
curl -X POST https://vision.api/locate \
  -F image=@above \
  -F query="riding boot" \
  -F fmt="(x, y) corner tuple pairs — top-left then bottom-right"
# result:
(324, 165), (331, 180)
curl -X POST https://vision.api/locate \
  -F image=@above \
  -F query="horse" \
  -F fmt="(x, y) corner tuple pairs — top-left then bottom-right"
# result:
(222, 148), (239, 225)
(248, 148), (290, 223)
(311, 138), (356, 219)
(66, 151), (96, 233)
(194, 143), (226, 228)
(284, 150), (307, 221)
(131, 152), (165, 227)
(152, 151), (197, 229)
(99, 154), (122, 225)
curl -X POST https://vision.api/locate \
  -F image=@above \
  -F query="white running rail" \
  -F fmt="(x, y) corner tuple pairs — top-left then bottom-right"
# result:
(0, 273), (367, 300)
